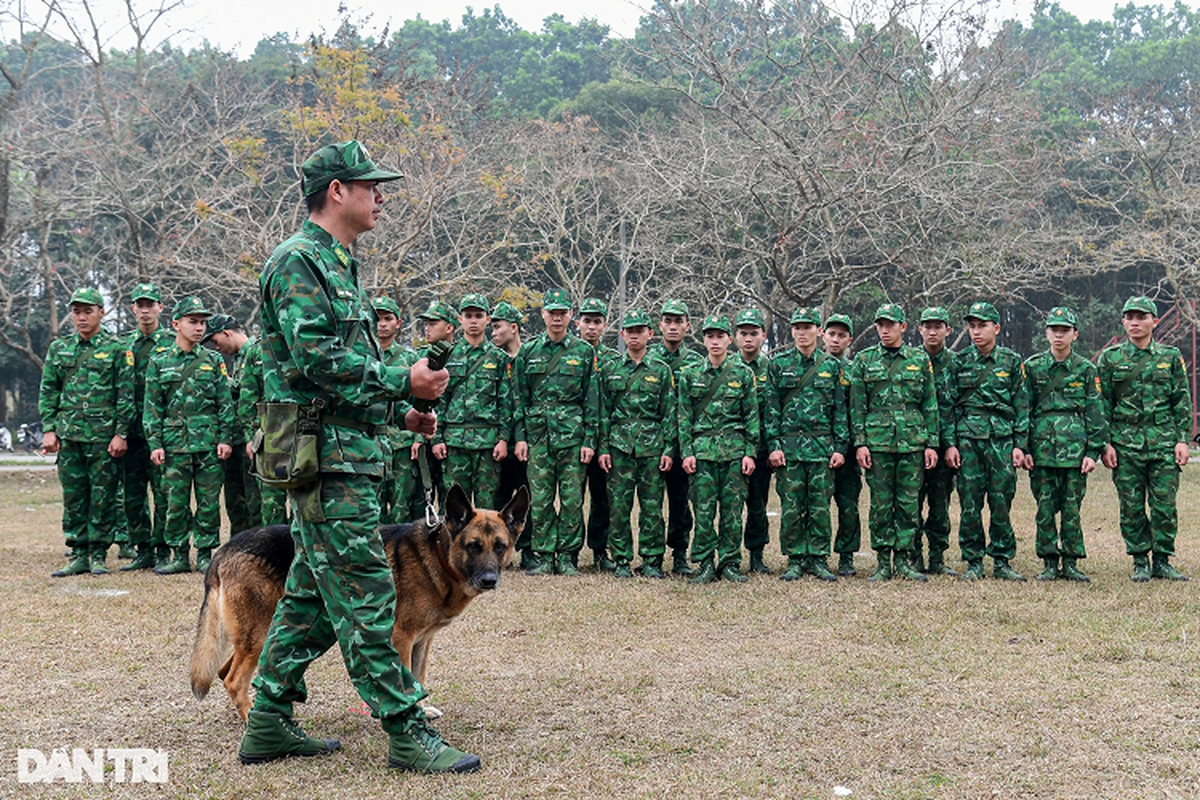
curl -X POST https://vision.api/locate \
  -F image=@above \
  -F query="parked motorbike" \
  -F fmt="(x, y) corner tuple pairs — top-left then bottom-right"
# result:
(18, 421), (43, 452)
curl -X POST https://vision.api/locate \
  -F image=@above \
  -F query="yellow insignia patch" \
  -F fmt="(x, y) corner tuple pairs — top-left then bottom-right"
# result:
(906, 364), (921, 371)
(125, 350), (134, 367)
(483, 362), (497, 369)
(219, 363), (228, 377)
(995, 370), (1010, 378)
(566, 358), (581, 367)
(645, 375), (659, 383)
(199, 364), (214, 371)
(1156, 362), (1170, 369)
(1068, 381), (1083, 388)
(728, 381), (741, 388)
(840, 376), (850, 386)
(94, 351), (110, 359)
(818, 371), (832, 378)
(1094, 377), (1101, 391)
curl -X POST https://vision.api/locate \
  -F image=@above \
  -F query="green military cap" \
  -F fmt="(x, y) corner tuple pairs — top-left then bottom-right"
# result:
(542, 287), (572, 312)
(700, 314), (732, 334)
(735, 308), (766, 328)
(491, 301), (524, 324)
(964, 301), (1000, 323)
(1122, 296), (1157, 315)
(1045, 306), (1079, 328)
(458, 293), (491, 313)
(201, 313), (240, 342)
(372, 296), (401, 317)
(825, 313), (854, 335)
(172, 296), (212, 320)
(621, 308), (653, 329)
(418, 300), (458, 324)
(69, 287), (103, 307)
(919, 307), (951, 324)
(301, 139), (403, 197)
(660, 299), (690, 317)
(789, 306), (821, 325)
(579, 297), (608, 317)
(130, 282), (161, 303)
(874, 303), (906, 323)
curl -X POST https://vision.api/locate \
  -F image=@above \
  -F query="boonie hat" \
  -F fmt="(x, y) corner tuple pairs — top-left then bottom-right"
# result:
(301, 140), (403, 197)
(735, 308), (766, 329)
(491, 302), (524, 324)
(542, 288), (572, 312)
(964, 301), (1000, 324)
(1045, 306), (1079, 328)
(621, 309), (653, 329)
(419, 301), (458, 325)
(130, 283), (161, 303)
(874, 303), (906, 323)
(660, 299), (690, 317)
(69, 287), (103, 307)
(920, 307), (951, 324)
(701, 314), (732, 335)
(173, 296), (212, 320)
(579, 297), (609, 317)
(790, 307), (821, 325)
(459, 293), (491, 313)
(1122, 296), (1157, 315)
(372, 296), (401, 317)
(202, 314), (240, 342)
(825, 313), (854, 335)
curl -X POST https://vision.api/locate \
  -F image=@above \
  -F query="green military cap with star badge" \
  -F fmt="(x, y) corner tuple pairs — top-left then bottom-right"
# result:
(1122, 296), (1157, 315)
(700, 314), (733, 335)
(919, 307), (951, 324)
(542, 287), (573, 312)
(418, 300), (458, 324)
(825, 313), (854, 335)
(130, 282), (161, 303)
(491, 301), (524, 324)
(789, 306), (822, 325)
(1045, 306), (1079, 328)
(874, 303), (906, 323)
(964, 301), (1000, 323)
(579, 297), (608, 317)
(660, 299), (690, 317)
(735, 308), (766, 329)
(458, 293), (491, 313)
(301, 139), (403, 197)
(69, 287), (104, 307)
(621, 309), (653, 329)
(372, 296), (401, 317)
(172, 296), (213, 320)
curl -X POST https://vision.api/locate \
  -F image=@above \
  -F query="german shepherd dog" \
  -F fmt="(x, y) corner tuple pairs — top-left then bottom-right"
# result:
(190, 484), (526, 721)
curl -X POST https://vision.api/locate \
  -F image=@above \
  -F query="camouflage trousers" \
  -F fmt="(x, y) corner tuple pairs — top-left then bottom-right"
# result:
(253, 473), (424, 731)
(112, 481), (129, 545)
(584, 458), (611, 555)
(864, 451), (923, 553)
(743, 453), (772, 553)
(379, 441), (422, 525)
(122, 436), (165, 548)
(917, 459), (955, 560)
(663, 458), (693, 557)
(1030, 466), (1088, 559)
(258, 479), (289, 526)
(689, 459), (747, 571)
(832, 457), (862, 556)
(956, 437), (1017, 563)
(443, 445), (503, 509)
(527, 442), (586, 558)
(58, 439), (119, 552)
(775, 460), (833, 558)
(606, 452), (666, 565)
(1112, 446), (1180, 556)
(499, 453), (534, 552)
(223, 443), (260, 533)
(161, 450), (223, 551)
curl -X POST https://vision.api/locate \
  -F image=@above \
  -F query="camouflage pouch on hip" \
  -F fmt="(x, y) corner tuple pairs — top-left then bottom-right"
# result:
(250, 401), (321, 489)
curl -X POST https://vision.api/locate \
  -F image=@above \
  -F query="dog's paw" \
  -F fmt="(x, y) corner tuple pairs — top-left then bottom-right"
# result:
(422, 702), (444, 720)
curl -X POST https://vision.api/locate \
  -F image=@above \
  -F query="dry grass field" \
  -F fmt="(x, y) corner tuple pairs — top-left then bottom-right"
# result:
(2, 465), (1199, 799)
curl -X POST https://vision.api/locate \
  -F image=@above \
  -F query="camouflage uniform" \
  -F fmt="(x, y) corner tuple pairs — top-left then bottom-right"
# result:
(648, 336), (705, 563)
(830, 354), (862, 567)
(584, 339), (620, 564)
(379, 342), (422, 524)
(123, 324), (173, 560)
(220, 329), (257, 532)
(740, 346), (772, 562)
(39, 311), (135, 571)
(237, 336), (289, 525)
(917, 343), (956, 570)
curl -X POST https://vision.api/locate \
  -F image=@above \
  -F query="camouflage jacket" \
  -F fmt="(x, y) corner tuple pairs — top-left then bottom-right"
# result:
(224, 339), (252, 445)
(39, 328), (136, 443)
(926, 346), (955, 450)
(236, 337), (265, 444)
(144, 343), (235, 453)
(831, 352), (856, 455)
(433, 338), (514, 449)
(382, 343), (419, 451)
(648, 341), (704, 448)
(764, 348), (849, 462)
(1098, 339), (1191, 452)
(848, 345), (938, 453)
(1023, 350), (1107, 467)
(124, 326), (174, 440)
(742, 353), (771, 456)
(677, 355), (760, 461)
(259, 220), (410, 476)
(513, 332), (599, 450)
(945, 345), (1029, 446)
(599, 352), (676, 459)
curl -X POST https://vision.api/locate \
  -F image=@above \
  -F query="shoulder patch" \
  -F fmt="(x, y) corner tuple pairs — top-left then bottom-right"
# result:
(219, 363), (229, 377)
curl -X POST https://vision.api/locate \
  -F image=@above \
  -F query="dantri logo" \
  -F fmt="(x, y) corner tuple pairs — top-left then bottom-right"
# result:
(17, 748), (169, 784)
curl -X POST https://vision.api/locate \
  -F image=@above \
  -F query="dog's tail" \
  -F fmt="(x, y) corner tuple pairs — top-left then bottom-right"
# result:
(190, 556), (230, 701)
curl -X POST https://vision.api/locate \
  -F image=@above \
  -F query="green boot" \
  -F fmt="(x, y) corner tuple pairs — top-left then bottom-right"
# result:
(154, 545), (171, 570)
(892, 552), (928, 582)
(555, 554), (580, 577)
(689, 561), (717, 585)
(238, 709), (341, 764)
(719, 564), (748, 583)
(868, 550), (893, 582)
(593, 550), (616, 572)
(639, 561), (665, 580)
(51, 548), (90, 578)
(1131, 554), (1151, 582)
(89, 549), (110, 575)
(387, 715), (480, 773)
(836, 553), (856, 577)
(926, 553), (958, 576)
(1059, 557), (1090, 582)
(117, 543), (137, 560)
(748, 550), (771, 575)
(1152, 555), (1188, 581)
(195, 548), (213, 573)
(154, 548), (192, 575)
(910, 548), (926, 574)
(524, 555), (553, 576)
(779, 559), (804, 582)
(120, 546), (156, 571)
(960, 561), (985, 582)
(992, 558), (1027, 582)
(671, 551), (695, 577)
(1036, 557), (1059, 582)
(613, 563), (632, 579)
(806, 556), (838, 582)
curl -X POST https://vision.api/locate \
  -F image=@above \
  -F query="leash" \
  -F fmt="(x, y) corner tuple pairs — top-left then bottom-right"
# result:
(417, 442), (440, 527)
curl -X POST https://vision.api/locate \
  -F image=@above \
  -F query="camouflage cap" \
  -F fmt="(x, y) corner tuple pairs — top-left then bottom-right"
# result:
(700, 314), (733, 335)
(825, 313), (854, 335)
(874, 303), (907, 323)
(491, 301), (524, 324)
(201, 313), (240, 342)
(964, 301), (1000, 323)
(735, 308), (766, 329)
(372, 296), (401, 317)
(919, 307), (951, 324)
(419, 300), (458, 325)
(579, 297), (609, 317)
(621, 309), (653, 329)
(660, 299), (690, 318)
(789, 306), (822, 326)
(458, 293), (491, 313)
(172, 296), (212, 320)
(69, 287), (103, 307)
(1045, 306), (1079, 328)
(542, 287), (573, 312)
(1123, 296), (1158, 315)
(130, 282), (161, 303)
(301, 140), (403, 197)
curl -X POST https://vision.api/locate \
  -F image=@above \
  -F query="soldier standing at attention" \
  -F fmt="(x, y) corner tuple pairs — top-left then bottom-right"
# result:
(847, 304), (938, 582)
(944, 301), (1028, 582)
(735, 307), (773, 575)
(915, 307), (958, 576)
(235, 324), (289, 526)
(1022, 307), (1107, 582)
(204, 314), (258, 533)
(514, 287), (599, 576)
(412, 300), (457, 509)
(649, 299), (705, 576)
(144, 297), (235, 574)
(120, 282), (173, 570)
(40, 287), (135, 576)
(765, 307), (848, 582)
(1098, 296), (1192, 582)
(823, 313), (861, 576)
(598, 309), (676, 579)
(374, 296), (420, 525)
(237, 140), (474, 772)
(577, 297), (617, 571)
(677, 314), (759, 585)
(492, 301), (536, 566)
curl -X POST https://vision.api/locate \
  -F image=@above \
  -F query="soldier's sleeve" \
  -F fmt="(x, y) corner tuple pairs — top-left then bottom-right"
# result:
(498, 350), (516, 446)
(512, 345), (529, 443)
(1097, 349), (1116, 431)
(583, 349), (600, 450)
(1019, 356), (1036, 454)
(216, 358), (235, 445)
(919, 357), (938, 448)
(941, 355), (958, 448)
(237, 348), (261, 443)
(743, 365), (760, 459)
(832, 361), (850, 455)
(1083, 361), (1108, 460)
(1171, 352), (1192, 444)
(143, 358), (163, 451)
(762, 360), (780, 454)
(38, 342), (63, 435)
(677, 370), (695, 460)
(113, 342), (136, 438)
(1012, 354), (1029, 444)
(597, 371), (612, 455)
(661, 368), (678, 461)
(848, 357), (866, 446)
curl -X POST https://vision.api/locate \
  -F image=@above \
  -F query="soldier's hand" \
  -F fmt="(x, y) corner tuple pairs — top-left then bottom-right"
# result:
(1011, 447), (1026, 469)
(409, 358), (450, 401)
(217, 443), (233, 460)
(769, 450), (786, 469)
(245, 442), (254, 459)
(1022, 453), (1035, 470)
(924, 448), (938, 470)
(856, 446), (872, 469)
(1175, 442), (1190, 467)
(580, 446), (595, 464)
(945, 446), (961, 469)
(410, 441), (422, 459)
(432, 443), (448, 460)
(151, 448), (166, 466)
(1080, 456), (1097, 475)
(659, 455), (673, 472)
(493, 440), (508, 462)
(41, 431), (59, 455)
(741, 456), (756, 476)
(829, 452), (845, 469)
(599, 453), (612, 472)
(108, 435), (128, 458)
(682, 456), (697, 474)
(515, 441), (529, 462)
(1102, 443), (1118, 469)
(405, 410), (438, 438)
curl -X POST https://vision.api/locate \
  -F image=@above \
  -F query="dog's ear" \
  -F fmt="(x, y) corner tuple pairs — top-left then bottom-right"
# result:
(442, 484), (474, 536)
(500, 485), (530, 535)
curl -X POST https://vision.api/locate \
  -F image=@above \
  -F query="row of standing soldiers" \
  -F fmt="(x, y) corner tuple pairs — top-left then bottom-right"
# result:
(38, 284), (1192, 584)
